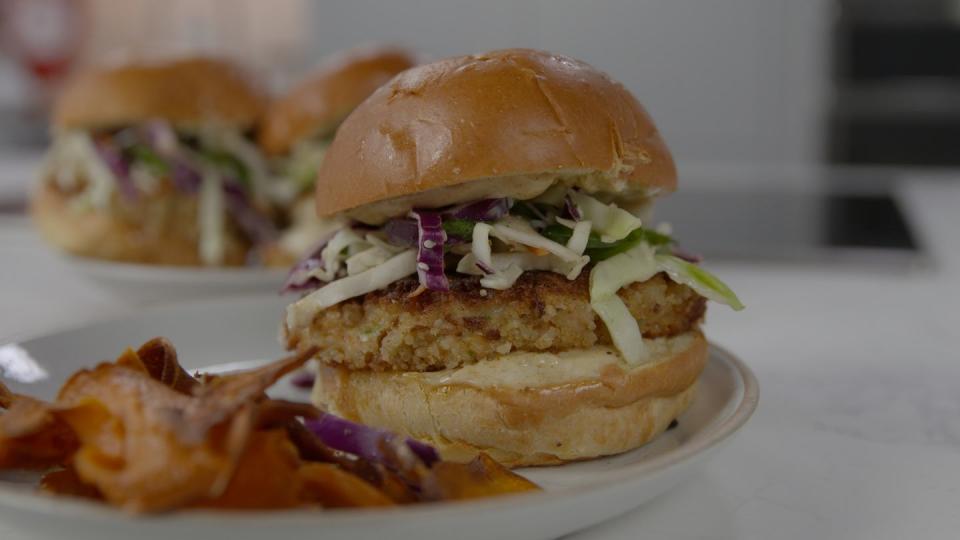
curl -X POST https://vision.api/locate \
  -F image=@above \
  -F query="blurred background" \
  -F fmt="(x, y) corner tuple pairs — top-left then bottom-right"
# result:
(1, 0), (957, 263)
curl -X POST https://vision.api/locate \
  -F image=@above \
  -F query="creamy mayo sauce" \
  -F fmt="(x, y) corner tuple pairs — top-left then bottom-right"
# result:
(345, 171), (655, 224)
(416, 334), (693, 390)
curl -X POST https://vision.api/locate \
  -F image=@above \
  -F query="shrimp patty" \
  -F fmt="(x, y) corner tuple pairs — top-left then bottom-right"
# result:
(285, 270), (706, 372)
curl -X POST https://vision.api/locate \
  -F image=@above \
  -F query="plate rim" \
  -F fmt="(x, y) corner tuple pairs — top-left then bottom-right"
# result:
(0, 330), (758, 526)
(62, 254), (289, 279)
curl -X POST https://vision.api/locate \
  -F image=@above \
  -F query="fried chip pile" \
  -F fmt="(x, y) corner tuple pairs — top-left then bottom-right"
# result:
(0, 338), (538, 513)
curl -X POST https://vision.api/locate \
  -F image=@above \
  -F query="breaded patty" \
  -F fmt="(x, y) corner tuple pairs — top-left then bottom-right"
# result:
(285, 271), (706, 372)
(32, 182), (251, 266)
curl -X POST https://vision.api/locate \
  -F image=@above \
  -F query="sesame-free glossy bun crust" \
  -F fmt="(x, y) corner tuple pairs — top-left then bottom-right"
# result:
(53, 57), (265, 131)
(314, 48), (676, 218)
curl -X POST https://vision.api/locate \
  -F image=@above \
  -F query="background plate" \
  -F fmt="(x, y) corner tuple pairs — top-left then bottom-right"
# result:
(62, 255), (288, 303)
(0, 295), (758, 540)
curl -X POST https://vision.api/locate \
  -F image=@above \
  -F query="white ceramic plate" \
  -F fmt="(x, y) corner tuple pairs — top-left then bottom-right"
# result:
(62, 255), (289, 303)
(0, 295), (758, 540)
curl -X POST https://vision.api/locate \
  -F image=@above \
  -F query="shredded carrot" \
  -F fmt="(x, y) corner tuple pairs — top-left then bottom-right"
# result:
(407, 284), (428, 298)
(528, 247), (550, 256)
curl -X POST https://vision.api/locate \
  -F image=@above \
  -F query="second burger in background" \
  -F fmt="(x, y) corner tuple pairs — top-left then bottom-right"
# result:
(259, 46), (418, 266)
(281, 49), (743, 466)
(32, 57), (276, 267)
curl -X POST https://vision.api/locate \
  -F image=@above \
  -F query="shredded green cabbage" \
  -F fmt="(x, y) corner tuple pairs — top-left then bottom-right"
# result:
(198, 170), (225, 266)
(569, 191), (642, 243)
(346, 246), (396, 275)
(589, 243), (658, 299)
(587, 243), (658, 365)
(288, 250), (418, 329)
(278, 217), (345, 258)
(317, 228), (366, 280)
(282, 186), (744, 360)
(203, 127), (270, 195)
(456, 252), (552, 275)
(564, 220), (592, 255)
(656, 255), (745, 310)
(471, 223), (494, 270)
(42, 131), (116, 209)
(491, 218), (582, 263)
(365, 233), (406, 255)
(287, 138), (330, 190)
(480, 264), (523, 289)
(591, 295), (647, 364)
(586, 246), (743, 363)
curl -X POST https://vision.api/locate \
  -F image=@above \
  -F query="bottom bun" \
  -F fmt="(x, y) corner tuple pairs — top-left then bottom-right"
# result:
(314, 330), (707, 467)
(31, 183), (249, 266)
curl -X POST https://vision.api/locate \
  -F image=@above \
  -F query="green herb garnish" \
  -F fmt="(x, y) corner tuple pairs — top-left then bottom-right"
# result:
(442, 219), (477, 239)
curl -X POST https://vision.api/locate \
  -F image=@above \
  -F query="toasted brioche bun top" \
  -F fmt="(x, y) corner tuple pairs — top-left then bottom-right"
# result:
(314, 48), (676, 221)
(53, 57), (265, 131)
(258, 46), (418, 156)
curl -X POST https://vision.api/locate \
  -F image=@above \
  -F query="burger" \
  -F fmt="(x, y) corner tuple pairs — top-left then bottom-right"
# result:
(32, 57), (276, 267)
(281, 49), (743, 467)
(259, 46), (418, 266)
(258, 45), (418, 189)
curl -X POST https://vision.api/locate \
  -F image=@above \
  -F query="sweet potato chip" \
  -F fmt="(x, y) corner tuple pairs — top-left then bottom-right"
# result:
(0, 339), (540, 513)
(180, 350), (314, 439)
(0, 381), (14, 409)
(423, 453), (540, 501)
(49, 347), (315, 512)
(0, 383), (78, 469)
(0, 422), (78, 470)
(40, 466), (102, 500)
(117, 338), (199, 395)
(298, 463), (395, 508)
(197, 429), (302, 510)
(54, 366), (245, 512)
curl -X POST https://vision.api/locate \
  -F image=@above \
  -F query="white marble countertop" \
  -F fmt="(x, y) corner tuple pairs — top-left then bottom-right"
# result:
(1, 176), (959, 539)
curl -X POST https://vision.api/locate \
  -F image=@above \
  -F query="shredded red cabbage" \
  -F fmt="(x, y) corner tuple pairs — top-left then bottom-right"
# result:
(169, 160), (202, 193)
(444, 198), (511, 221)
(286, 198), (511, 293)
(281, 263), (323, 294)
(670, 246), (703, 263)
(94, 140), (137, 201)
(475, 260), (495, 275)
(143, 119), (178, 155)
(384, 218), (419, 248)
(563, 194), (581, 221)
(99, 122), (278, 252)
(411, 210), (449, 291)
(280, 236), (330, 294)
(290, 370), (316, 389)
(303, 414), (439, 468)
(138, 120), (203, 193)
(385, 198), (509, 250)
(222, 178), (278, 244)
